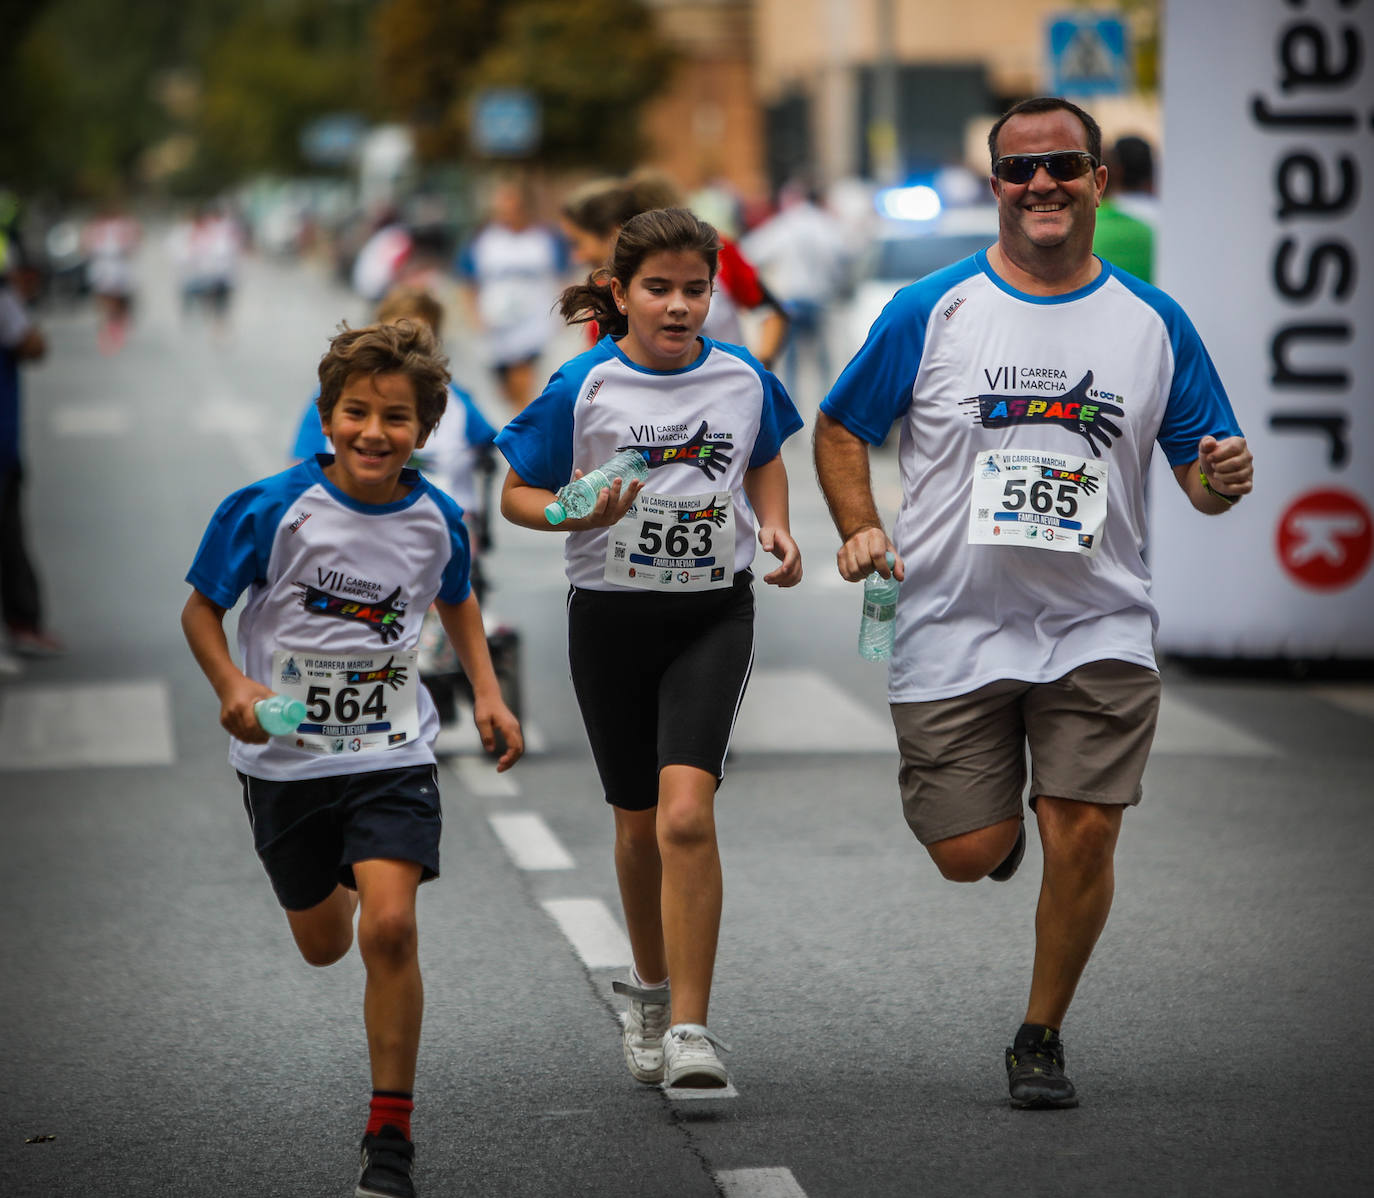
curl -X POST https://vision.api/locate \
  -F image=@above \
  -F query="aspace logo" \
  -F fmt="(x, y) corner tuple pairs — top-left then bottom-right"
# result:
(620, 420), (733, 480)
(345, 655), (410, 689)
(960, 370), (1123, 456)
(294, 583), (407, 643)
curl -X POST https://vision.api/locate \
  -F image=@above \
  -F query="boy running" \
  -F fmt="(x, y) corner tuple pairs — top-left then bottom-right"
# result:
(183, 318), (522, 1198)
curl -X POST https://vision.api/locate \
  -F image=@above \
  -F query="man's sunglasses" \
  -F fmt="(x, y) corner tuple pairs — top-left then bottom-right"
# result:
(993, 151), (1099, 185)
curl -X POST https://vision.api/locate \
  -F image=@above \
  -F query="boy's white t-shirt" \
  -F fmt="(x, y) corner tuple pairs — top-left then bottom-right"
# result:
(187, 456), (472, 781)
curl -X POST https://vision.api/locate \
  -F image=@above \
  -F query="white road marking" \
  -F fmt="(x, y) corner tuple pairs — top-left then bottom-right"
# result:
(188, 389), (282, 479)
(450, 754), (520, 797)
(489, 813), (574, 870)
(1152, 691), (1283, 757)
(734, 668), (893, 753)
(718, 1167), (809, 1197)
(540, 898), (630, 969)
(51, 404), (131, 437)
(1308, 684), (1374, 720)
(0, 680), (175, 770)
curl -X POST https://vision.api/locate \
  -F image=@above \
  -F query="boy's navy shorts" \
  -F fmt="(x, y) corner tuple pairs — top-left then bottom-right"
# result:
(237, 764), (441, 911)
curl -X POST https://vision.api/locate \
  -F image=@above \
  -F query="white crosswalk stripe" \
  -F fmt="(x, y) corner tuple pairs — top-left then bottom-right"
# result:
(718, 1167), (810, 1197)
(540, 898), (631, 969)
(0, 680), (175, 770)
(489, 813), (574, 870)
(734, 668), (893, 753)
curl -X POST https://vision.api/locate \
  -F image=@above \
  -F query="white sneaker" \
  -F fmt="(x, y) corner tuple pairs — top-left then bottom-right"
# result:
(612, 978), (671, 1083)
(662, 1023), (730, 1089)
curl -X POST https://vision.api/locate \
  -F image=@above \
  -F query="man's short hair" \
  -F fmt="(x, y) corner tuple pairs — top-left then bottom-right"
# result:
(316, 319), (450, 437)
(1111, 135), (1155, 192)
(987, 97), (1104, 170)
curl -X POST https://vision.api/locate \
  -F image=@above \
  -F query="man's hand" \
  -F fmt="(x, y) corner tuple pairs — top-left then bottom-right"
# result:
(1199, 435), (1253, 499)
(836, 525), (904, 584)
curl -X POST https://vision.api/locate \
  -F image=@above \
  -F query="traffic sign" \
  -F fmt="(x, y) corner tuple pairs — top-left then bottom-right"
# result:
(471, 88), (541, 157)
(1048, 13), (1131, 97)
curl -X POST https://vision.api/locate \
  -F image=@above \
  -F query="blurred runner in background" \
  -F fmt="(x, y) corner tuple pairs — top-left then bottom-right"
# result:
(455, 178), (567, 416)
(83, 203), (140, 354)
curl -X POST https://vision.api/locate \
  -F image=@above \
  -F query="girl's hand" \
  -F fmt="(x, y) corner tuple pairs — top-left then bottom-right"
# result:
(758, 526), (802, 587)
(570, 472), (645, 529)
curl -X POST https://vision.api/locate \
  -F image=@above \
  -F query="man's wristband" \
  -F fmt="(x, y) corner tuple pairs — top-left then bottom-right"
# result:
(1199, 468), (1239, 505)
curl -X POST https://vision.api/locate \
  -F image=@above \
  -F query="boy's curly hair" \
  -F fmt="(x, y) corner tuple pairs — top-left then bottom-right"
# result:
(317, 319), (450, 436)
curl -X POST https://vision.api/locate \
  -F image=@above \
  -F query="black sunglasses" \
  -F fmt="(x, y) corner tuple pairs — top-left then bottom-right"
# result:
(993, 151), (1099, 185)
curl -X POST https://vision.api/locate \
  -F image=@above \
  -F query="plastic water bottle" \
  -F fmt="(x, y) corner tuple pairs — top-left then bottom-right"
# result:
(255, 694), (307, 736)
(858, 552), (899, 662)
(545, 448), (649, 525)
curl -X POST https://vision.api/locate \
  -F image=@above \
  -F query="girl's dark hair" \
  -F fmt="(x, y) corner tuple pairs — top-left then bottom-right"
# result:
(559, 171), (685, 240)
(317, 318), (450, 436)
(557, 207), (720, 338)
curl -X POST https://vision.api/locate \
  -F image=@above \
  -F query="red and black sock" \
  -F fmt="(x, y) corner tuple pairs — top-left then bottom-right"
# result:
(365, 1090), (414, 1141)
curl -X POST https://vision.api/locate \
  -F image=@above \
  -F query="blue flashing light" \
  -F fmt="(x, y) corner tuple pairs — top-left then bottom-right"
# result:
(877, 184), (942, 222)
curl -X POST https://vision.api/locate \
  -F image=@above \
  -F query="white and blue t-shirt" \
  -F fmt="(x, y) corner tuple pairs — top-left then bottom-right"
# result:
(822, 250), (1243, 702)
(186, 455), (472, 780)
(497, 336), (804, 591)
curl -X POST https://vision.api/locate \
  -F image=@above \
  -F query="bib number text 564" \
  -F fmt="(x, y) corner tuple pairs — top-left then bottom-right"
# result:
(306, 685), (387, 723)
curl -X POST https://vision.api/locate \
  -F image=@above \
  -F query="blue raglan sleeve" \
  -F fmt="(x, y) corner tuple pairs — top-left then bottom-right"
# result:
(454, 386), (498, 450)
(494, 363), (579, 491)
(186, 480), (294, 610)
(290, 387), (328, 461)
(1124, 282), (1244, 466)
(820, 275), (948, 444)
(432, 489), (474, 605)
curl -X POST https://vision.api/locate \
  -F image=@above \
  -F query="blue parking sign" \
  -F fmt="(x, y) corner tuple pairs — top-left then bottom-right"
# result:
(1048, 13), (1131, 97)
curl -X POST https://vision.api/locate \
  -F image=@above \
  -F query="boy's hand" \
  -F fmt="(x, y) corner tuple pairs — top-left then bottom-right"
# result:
(473, 695), (524, 772)
(758, 525), (802, 587)
(220, 676), (274, 745)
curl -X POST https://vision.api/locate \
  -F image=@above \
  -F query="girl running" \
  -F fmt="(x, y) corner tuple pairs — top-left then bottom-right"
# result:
(496, 207), (803, 1089)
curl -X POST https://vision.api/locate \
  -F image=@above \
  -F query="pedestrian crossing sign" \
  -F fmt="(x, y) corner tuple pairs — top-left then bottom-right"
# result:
(1048, 13), (1131, 97)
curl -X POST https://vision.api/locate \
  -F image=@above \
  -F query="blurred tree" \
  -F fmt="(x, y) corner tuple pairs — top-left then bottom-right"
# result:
(373, 0), (672, 170)
(371, 0), (506, 161)
(468, 0), (674, 170)
(190, 0), (378, 191)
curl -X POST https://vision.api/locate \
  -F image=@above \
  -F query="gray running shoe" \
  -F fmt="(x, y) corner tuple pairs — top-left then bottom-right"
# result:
(612, 978), (671, 1083)
(662, 1023), (730, 1089)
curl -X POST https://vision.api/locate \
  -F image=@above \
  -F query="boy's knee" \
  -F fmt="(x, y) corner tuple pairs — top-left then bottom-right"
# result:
(298, 936), (351, 968)
(358, 907), (418, 964)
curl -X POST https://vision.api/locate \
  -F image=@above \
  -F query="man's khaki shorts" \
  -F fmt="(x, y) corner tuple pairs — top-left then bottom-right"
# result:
(891, 659), (1162, 846)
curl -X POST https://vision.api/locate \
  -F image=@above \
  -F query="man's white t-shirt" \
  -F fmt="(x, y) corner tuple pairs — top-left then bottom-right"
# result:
(821, 250), (1242, 703)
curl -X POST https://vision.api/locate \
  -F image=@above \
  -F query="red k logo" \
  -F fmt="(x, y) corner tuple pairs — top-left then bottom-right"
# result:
(1276, 490), (1372, 591)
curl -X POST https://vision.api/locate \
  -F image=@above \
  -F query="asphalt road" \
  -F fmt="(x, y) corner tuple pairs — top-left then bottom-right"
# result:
(2, 241), (1371, 1198)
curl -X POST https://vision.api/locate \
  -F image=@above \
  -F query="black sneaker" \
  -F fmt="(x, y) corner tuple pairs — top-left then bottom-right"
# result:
(988, 822), (1026, 882)
(1005, 1025), (1078, 1109)
(356, 1125), (415, 1198)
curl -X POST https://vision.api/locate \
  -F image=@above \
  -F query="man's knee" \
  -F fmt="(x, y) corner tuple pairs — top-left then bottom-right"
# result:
(925, 819), (1020, 883)
(1037, 797), (1122, 865)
